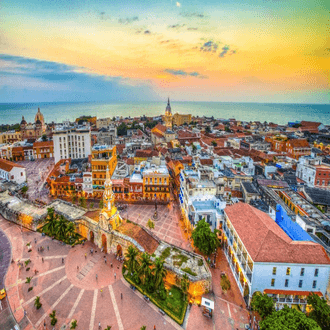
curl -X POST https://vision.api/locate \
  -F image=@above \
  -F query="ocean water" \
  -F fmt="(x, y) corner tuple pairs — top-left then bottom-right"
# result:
(0, 101), (329, 125)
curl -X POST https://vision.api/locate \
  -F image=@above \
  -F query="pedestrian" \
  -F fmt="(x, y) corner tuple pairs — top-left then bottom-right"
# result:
(100, 289), (103, 296)
(154, 326), (156, 330)
(96, 274), (98, 280)
(77, 266), (79, 271)
(91, 248), (93, 255)
(85, 253), (87, 259)
(121, 293), (123, 299)
(114, 273), (116, 280)
(42, 257), (44, 263)
(34, 238), (37, 244)
(104, 257), (107, 264)
(24, 310), (27, 317)
(47, 246), (49, 251)
(62, 258), (64, 264)
(98, 322), (101, 329)
(38, 247), (39, 252)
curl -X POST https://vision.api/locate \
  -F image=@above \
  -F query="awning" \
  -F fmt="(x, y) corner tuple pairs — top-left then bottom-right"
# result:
(264, 289), (323, 297)
(201, 297), (214, 310)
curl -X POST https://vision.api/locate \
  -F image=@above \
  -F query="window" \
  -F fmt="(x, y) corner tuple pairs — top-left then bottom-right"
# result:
(314, 269), (319, 277)
(272, 267), (277, 275)
(286, 267), (291, 275)
(299, 280), (303, 288)
(300, 268), (305, 276)
(285, 279), (289, 287)
(271, 279), (275, 287)
(312, 280), (317, 289)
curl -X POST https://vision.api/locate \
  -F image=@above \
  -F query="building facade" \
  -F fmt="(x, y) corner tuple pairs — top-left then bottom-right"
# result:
(143, 165), (170, 201)
(0, 159), (26, 184)
(53, 126), (92, 164)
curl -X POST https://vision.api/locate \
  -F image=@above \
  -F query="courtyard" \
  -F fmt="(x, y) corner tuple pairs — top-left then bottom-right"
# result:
(0, 212), (250, 330)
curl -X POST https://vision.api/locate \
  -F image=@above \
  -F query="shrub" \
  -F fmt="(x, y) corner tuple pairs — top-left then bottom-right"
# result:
(181, 267), (197, 277)
(198, 259), (204, 266)
(28, 287), (33, 292)
(160, 247), (171, 260)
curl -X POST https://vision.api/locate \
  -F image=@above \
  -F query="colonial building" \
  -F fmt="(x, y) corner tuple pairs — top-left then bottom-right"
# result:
(172, 113), (192, 127)
(222, 202), (330, 310)
(164, 98), (173, 130)
(143, 164), (170, 201)
(0, 158), (26, 184)
(20, 108), (46, 140)
(33, 140), (54, 159)
(0, 131), (21, 144)
(91, 145), (117, 197)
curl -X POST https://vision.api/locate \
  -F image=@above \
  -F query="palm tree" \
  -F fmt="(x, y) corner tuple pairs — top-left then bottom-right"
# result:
(43, 208), (58, 236)
(34, 296), (42, 309)
(153, 257), (167, 290)
(181, 274), (190, 302)
(104, 327), (112, 330)
(55, 215), (68, 239)
(140, 327), (146, 330)
(147, 219), (155, 230)
(139, 253), (152, 285)
(124, 245), (139, 275)
(66, 222), (76, 238)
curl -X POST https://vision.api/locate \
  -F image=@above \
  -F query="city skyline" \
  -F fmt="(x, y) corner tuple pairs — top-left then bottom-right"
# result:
(1, 0), (329, 104)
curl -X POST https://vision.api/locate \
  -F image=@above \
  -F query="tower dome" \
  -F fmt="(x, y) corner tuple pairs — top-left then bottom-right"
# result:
(35, 107), (45, 125)
(165, 97), (171, 114)
(20, 116), (27, 125)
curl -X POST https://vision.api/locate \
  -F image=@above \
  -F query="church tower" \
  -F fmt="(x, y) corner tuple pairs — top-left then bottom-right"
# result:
(164, 98), (173, 130)
(103, 165), (116, 217)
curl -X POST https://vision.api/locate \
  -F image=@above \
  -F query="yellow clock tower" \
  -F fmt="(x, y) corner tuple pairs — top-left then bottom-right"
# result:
(164, 98), (173, 130)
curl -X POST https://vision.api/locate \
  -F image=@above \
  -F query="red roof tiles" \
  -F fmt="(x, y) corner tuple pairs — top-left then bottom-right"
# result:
(0, 158), (24, 172)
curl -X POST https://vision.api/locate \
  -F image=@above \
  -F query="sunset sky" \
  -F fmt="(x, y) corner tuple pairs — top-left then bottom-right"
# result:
(1, 0), (329, 103)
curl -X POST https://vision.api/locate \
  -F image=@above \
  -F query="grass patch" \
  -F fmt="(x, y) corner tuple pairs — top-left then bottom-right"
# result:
(172, 254), (189, 267)
(160, 247), (171, 260)
(198, 259), (204, 266)
(181, 267), (197, 277)
(123, 271), (187, 325)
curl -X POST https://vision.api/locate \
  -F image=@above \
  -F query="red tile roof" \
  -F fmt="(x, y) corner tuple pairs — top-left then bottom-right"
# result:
(287, 139), (310, 148)
(225, 202), (330, 264)
(200, 158), (213, 165)
(152, 123), (166, 134)
(0, 158), (24, 172)
(264, 289), (323, 297)
(152, 131), (164, 139)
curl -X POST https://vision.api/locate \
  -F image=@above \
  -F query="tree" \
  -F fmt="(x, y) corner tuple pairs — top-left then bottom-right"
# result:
(124, 245), (140, 275)
(153, 257), (167, 290)
(211, 140), (217, 147)
(70, 319), (78, 329)
(117, 122), (128, 136)
(220, 274), (231, 293)
(225, 126), (230, 132)
(34, 296), (42, 309)
(260, 306), (321, 330)
(66, 222), (76, 239)
(307, 293), (330, 330)
(104, 326), (112, 330)
(191, 144), (197, 154)
(79, 196), (87, 208)
(140, 327), (146, 330)
(43, 208), (58, 236)
(139, 252), (152, 285)
(41, 134), (47, 141)
(21, 186), (28, 194)
(147, 219), (155, 230)
(49, 310), (57, 326)
(55, 215), (68, 239)
(26, 276), (33, 284)
(99, 199), (104, 209)
(205, 126), (211, 134)
(72, 194), (77, 204)
(251, 292), (275, 319)
(191, 219), (219, 255)
(181, 274), (190, 302)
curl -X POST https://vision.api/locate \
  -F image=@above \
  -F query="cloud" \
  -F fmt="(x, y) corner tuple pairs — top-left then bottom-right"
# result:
(165, 69), (208, 79)
(219, 45), (230, 57)
(187, 27), (198, 31)
(96, 11), (110, 21)
(144, 30), (151, 34)
(200, 40), (219, 53)
(118, 16), (139, 24)
(0, 54), (157, 103)
(168, 24), (186, 29)
(180, 12), (206, 18)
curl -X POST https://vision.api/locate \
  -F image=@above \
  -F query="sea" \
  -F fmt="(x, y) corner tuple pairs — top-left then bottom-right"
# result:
(0, 101), (329, 126)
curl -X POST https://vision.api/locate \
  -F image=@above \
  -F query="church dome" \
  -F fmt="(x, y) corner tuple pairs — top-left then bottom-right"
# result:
(20, 116), (27, 125)
(36, 119), (42, 125)
(35, 107), (45, 125)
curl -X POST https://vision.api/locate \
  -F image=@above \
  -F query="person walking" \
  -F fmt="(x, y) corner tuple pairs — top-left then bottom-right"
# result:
(104, 257), (107, 264)
(110, 262), (113, 268)
(62, 258), (64, 264)
(114, 273), (116, 280)
(98, 321), (101, 329)
(42, 257), (44, 263)
(85, 253), (87, 259)
(77, 266), (79, 272)
(96, 274), (98, 281)
(47, 246), (49, 251)
(34, 238), (37, 244)
(121, 293), (123, 300)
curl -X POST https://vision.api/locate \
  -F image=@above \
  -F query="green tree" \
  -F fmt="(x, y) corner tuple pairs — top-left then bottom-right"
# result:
(55, 215), (68, 239)
(147, 219), (155, 230)
(307, 293), (330, 330)
(34, 296), (42, 309)
(211, 140), (217, 147)
(205, 126), (211, 134)
(251, 292), (275, 319)
(140, 326), (146, 330)
(79, 196), (87, 208)
(153, 257), (167, 290)
(117, 122), (128, 136)
(21, 185), (28, 194)
(139, 252), (152, 285)
(260, 306), (321, 330)
(43, 208), (58, 236)
(26, 276), (33, 284)
(49, 310), (57, 326)
(99, 199), (104, 209)
(225, 126), (231, 132)
(191, 144), (197, 154)
(70, 319), (78, 329)
(220, 274), (231, 293)
(66, 222), (76, 238)
(104, 326), (112, 330)
(191, 219), (219, 255)
(41, 134), (47, 141)
(181, 274), (190, 302)
(124, 245), (140, 275)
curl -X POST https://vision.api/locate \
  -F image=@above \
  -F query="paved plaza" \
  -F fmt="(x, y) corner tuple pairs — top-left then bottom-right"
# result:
(18, 158), (54, 203)
(0, 213), (250, 330)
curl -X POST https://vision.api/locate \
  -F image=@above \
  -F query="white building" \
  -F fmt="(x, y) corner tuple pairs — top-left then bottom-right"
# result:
(223, 202), (330, 310)
(82, 172), (93, 198)
(53, 126), (91, 164)
(0, 159), (26, 184)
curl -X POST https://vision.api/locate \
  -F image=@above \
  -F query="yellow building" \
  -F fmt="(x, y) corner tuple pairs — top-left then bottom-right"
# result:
(0, 131), (21, 144)
(91, 145), (117, 197)
(143, 166), (170, 201)
(172, 113), (192, 127)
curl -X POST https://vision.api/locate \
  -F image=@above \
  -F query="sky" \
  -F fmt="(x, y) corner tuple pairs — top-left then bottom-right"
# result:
(0, 0), (329, 103)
